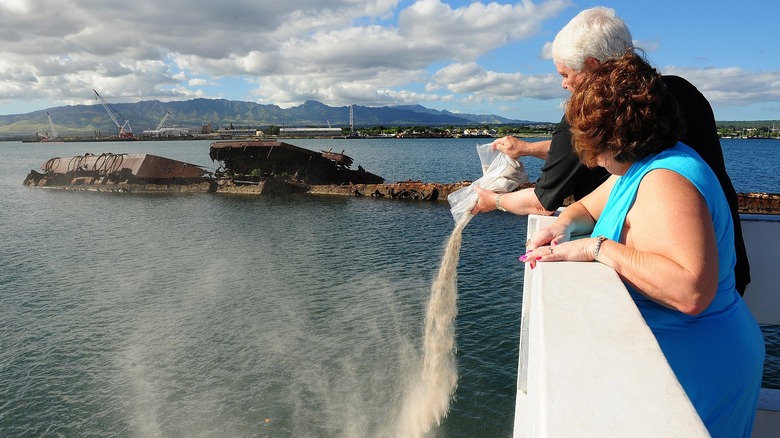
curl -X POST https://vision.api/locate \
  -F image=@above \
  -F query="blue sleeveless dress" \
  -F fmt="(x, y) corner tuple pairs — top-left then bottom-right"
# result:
(591, 143), (764, 437)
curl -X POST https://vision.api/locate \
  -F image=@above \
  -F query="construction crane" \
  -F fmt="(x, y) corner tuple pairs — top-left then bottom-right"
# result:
(155, 111), (171, 131)
(42, 112), (60, 141)
(93, 89), (133, 139)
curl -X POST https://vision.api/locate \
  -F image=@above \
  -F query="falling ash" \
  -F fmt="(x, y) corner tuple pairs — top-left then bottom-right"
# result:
(395, 213), (472, 438)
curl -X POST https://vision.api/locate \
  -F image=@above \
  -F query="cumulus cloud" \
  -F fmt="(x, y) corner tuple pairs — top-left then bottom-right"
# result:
(432, 62), (564, 100)
(0, 0), (573, 110)
(0, 0), (776, 120)
(398, 0), (568, 60)
(662, 66), (780, 108)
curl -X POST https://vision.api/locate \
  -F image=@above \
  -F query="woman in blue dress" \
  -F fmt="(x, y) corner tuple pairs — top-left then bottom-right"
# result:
(521, 51), (764, 437)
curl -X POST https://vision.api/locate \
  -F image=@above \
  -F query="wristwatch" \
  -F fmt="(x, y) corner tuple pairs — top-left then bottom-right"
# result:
(495, 193), (508, 212)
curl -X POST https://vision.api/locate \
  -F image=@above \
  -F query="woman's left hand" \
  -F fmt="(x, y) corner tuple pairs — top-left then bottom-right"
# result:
(520, 238), (597, 269)
(471, 185), (498, 215)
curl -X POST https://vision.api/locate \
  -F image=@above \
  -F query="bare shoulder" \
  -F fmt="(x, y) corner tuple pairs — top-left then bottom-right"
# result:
(627, 168), (710, 248)
(635, 169), (704, 211)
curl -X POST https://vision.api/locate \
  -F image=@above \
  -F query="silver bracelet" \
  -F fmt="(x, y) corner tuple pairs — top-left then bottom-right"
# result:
(495, 193), (507, 212)
(593, 235), (607, 261)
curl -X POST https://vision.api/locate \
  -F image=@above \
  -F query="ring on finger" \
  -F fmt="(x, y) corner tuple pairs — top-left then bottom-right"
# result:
(549, 247), (554, 255)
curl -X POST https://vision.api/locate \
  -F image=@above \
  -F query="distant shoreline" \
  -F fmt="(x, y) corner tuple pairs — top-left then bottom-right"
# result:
(9, 131), (780, 143)
(9, 133), (555, 143)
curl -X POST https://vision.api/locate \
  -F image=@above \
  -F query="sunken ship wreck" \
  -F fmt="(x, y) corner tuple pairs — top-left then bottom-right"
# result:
(23, 152), (214, 193)
(22, 139), (779, 213)
(23, 140), (475, 201)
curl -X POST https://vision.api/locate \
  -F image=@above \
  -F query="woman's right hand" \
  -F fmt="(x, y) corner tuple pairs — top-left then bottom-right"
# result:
(492, 136), (552, 160)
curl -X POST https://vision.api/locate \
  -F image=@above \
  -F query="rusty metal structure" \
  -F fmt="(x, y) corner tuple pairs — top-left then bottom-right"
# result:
(559, 191), (780, 215)
(21, 143), (780, 215)
(209, 140), (383, 186)
(308, 180), (536, 201)
(23, 153), (215, 193)
(737, 192), (780, 214)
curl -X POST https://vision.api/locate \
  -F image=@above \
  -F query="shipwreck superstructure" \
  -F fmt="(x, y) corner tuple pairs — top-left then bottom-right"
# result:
(207, 140), (480, 199)
(209, 140), (383, 189)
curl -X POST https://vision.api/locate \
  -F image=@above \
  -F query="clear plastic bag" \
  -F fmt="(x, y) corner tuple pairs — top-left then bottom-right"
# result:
(447, 142), (529, 224)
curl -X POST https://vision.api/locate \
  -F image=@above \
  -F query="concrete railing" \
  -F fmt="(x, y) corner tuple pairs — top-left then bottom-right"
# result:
(513, 213), (780, 437)
(513, 214), (709, 437)
(741, 214), (780, 438)
(741, 214), (780, 326)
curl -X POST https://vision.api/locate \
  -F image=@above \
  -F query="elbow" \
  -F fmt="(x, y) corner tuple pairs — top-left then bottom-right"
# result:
(678, 300), (709, 316)
(677, 283), (717, 316)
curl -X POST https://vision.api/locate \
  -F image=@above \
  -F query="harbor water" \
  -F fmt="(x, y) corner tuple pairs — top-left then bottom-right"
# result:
(1, 138), (778, 437)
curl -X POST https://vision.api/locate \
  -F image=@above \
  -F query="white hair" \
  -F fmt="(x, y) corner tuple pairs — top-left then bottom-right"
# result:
(551, 6), (634, 71)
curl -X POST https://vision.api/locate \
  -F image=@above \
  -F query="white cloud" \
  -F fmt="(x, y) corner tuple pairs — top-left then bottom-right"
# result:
(432, 62), (565, 100)
(398, 0), (570, 61)
(0, 0), (573, 109)
(188, 78), (214, 87)
(662, 66), (780, 107)
(0, 0), (777, 121)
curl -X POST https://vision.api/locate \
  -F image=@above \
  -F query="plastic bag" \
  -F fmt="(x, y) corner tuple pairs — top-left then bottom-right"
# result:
(447, 142), (529, 224)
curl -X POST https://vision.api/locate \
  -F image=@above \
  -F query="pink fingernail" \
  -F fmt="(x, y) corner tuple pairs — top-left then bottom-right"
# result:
(519, 255), (527, 262)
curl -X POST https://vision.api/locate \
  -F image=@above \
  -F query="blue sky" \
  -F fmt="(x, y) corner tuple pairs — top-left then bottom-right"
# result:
(0, 0), (778, 122)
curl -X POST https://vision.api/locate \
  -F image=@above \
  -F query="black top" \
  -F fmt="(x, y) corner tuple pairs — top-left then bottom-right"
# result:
(533, 75), (750, 294)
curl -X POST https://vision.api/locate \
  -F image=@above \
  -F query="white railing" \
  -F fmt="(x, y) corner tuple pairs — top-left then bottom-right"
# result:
(741, 214), (780, 438)
(741, 214), (780, 325)
(513, 213), (780, 437)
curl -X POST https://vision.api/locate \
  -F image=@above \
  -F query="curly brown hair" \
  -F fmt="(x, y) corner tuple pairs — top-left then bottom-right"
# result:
(566, 51), (684, 168)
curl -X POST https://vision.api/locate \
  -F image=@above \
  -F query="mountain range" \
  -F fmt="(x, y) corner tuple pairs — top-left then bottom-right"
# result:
(0, 99), (537, 138)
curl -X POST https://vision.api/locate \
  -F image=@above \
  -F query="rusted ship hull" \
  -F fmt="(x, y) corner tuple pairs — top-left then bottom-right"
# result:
(209, 140), (384, 186)
(307, 185), (779, 213)
(215, 176), (310, 195)
(212, 178), (475, 199)
(22, 148), (780, 215)
(738, 192), (780, 214)
(307, 181), (536, 201)
(23, 153), (216, 193)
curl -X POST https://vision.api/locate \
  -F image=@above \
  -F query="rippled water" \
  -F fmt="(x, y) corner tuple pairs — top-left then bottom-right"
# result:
(0, 137), (778, 437)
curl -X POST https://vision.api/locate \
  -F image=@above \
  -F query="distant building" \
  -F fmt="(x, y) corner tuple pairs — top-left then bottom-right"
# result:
(216, 127), (262, 138)
(141, 127), (193, 138)
(460, 128), (496, 138)
(279, 127), (343, 138)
